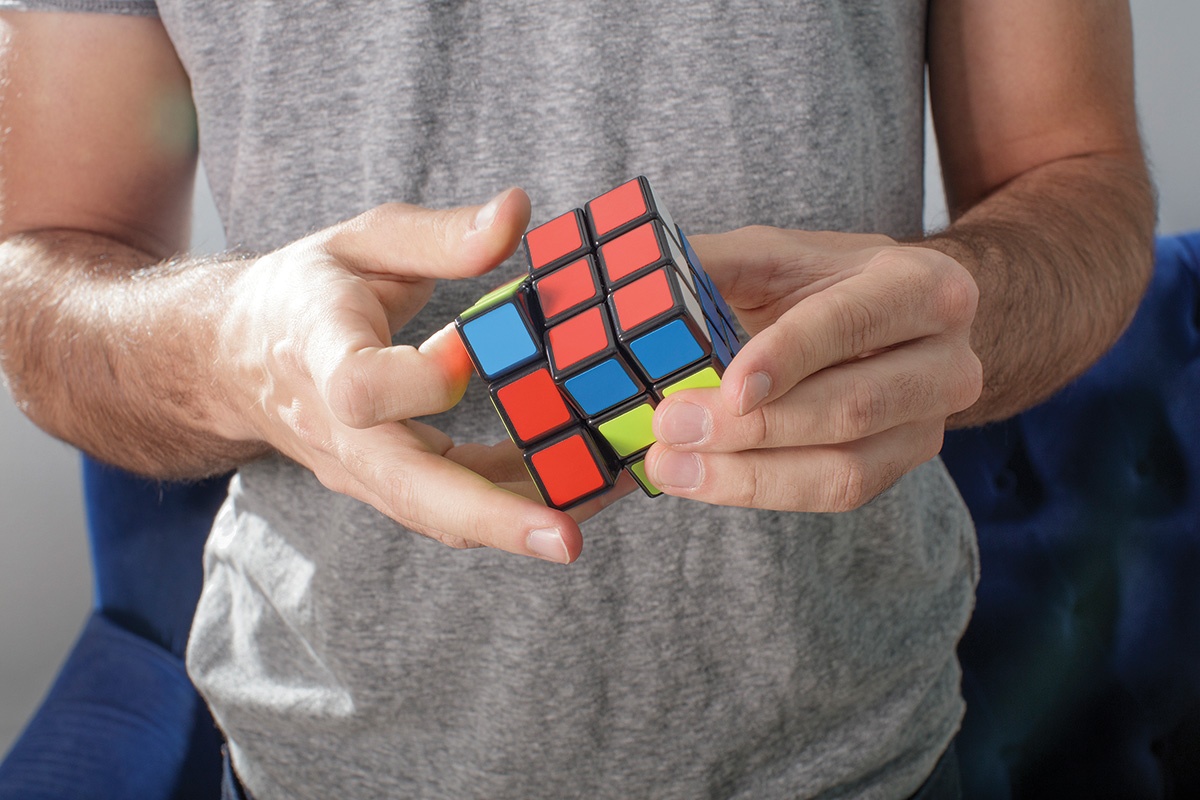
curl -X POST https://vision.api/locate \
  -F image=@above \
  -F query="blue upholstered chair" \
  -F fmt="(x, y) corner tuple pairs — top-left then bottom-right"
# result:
(944, 232), (1200, 797)
(0, 462), (230, 800)
(0, 233), (1196, 799)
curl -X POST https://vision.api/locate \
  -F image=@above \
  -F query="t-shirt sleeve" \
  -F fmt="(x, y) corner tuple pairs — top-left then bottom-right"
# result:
(0, 0), (157, 15)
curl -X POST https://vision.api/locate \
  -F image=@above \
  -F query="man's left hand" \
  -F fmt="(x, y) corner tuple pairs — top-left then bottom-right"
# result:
(644, 226), (983, 512)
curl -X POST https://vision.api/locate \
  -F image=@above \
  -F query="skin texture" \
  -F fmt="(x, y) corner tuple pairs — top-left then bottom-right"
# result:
(0, 2), (1155, 554)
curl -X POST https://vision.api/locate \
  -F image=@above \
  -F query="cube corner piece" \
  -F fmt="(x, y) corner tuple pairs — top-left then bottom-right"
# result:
(455, 276), (543, 381)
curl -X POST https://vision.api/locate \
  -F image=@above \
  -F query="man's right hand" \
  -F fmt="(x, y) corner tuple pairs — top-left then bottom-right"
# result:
(211, 189), (625, 563)
(0, 13), (622, 563)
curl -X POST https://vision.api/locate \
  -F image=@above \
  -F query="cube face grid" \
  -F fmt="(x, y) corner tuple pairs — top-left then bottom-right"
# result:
(454, 177), (742, 510)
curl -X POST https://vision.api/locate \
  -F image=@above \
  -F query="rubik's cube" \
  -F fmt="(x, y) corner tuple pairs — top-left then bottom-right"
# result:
(454, 177), (742, 510)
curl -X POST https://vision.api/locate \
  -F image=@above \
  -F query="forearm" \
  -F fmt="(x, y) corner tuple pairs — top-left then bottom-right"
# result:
(0, 229), (268, 478)
(924, 150), (1156, 427)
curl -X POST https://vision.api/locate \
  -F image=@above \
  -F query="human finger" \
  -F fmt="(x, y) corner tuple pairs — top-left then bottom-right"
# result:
(719, 248), (978, 417)
(643, 420), (946, 512)
(319, 424), (587, 563)
(316, 322), (475, 429)
(654, 337), (982, 451)
(687, 227), (894, 312)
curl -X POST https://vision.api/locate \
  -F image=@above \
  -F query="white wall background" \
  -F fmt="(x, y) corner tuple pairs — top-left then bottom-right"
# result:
(1, 0), (1197, 759)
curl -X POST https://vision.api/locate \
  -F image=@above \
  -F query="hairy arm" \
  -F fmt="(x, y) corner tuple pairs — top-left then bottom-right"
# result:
(925, 0), (1156, 425)
(0, 12), (253, 477)
(0, 231), (264, 477)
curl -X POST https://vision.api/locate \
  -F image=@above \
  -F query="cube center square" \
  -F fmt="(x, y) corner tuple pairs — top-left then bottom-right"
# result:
(562, 358), (644, 418)
(546, 304), (615, 378)
(534, 255), (602, 325)
(453, 177), (744, 509)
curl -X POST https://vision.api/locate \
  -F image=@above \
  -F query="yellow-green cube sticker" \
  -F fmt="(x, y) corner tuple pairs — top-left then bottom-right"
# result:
(458, 275), (528, 320)
(597, 402), (656, 457)
(661, 366), (721, 397)
(627, 459), (662, 497)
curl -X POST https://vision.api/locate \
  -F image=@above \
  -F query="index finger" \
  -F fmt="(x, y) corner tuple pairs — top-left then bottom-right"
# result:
(319, 323), (475, 429)
(720, 248), (977, 416)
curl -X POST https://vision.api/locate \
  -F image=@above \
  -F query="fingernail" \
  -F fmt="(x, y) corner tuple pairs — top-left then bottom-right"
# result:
(471, 190), (507, 234)
(653, 451), (703, 490)
(658, 401), (711, 445)
(526, 527), (569, 564)
(739, 372), (772, 415)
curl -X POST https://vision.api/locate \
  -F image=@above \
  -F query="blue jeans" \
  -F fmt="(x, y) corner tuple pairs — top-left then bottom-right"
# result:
(221, 747), (249, 800)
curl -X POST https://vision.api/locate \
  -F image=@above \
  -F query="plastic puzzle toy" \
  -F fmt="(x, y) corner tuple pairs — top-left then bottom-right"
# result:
(455, 177), (743, 510)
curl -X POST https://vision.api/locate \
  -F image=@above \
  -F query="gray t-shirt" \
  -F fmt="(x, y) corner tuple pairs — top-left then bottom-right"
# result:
(5, 1), (979, 797)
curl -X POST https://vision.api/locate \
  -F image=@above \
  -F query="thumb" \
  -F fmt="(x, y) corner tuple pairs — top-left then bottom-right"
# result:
(323, 187), (532, 281)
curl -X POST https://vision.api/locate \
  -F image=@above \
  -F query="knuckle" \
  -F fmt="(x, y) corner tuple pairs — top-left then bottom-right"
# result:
(923, 426), (947, 462)
(310, 463), (350, 497)
(428, 531), (478, 550)
(325, 360), (380, 428)
(956, 350), (984, 410)
(824, 454), (872, 513)
(279, 398), (329, 452)
(379, 471), (423, 526)
(728, 457), (770, 509)
(935, 265), (980, 327)
(373, 463), (485, 552)
(735, 224), (778, 241)
(710, 456), (759, 509)
(864, 246), (908, 273)
(429, 209), (461, 254)
(829, 291), (879, 355)
(748, 458), (777, 509)
(840, 373), (887, 441)
(744, 405), (771, 448)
